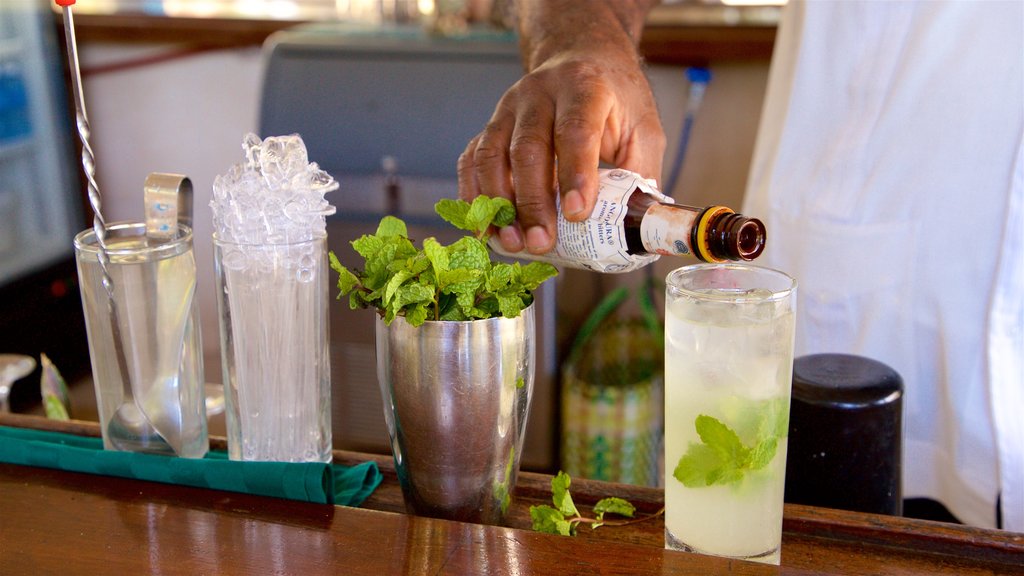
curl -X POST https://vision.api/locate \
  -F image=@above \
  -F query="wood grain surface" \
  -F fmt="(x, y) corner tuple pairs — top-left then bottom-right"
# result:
(1, 414), (1021, 575)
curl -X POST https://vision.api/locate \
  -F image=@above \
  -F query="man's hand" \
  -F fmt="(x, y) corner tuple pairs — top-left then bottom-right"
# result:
(457, 0), (665, 254)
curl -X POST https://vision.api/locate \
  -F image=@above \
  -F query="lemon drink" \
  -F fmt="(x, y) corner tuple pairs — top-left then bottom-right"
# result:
(664, 264), (796, 565)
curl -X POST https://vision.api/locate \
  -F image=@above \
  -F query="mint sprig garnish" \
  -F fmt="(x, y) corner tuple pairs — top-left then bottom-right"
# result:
(530, 471), (662, 536)
(329, 196), (557, 326)
(673, 398), (789, 488)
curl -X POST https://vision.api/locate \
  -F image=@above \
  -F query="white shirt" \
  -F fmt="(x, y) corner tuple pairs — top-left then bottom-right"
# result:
(744, 0), (1024, 530)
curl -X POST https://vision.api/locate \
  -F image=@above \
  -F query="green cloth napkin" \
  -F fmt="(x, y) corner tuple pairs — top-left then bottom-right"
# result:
(0, 426), (381, 506)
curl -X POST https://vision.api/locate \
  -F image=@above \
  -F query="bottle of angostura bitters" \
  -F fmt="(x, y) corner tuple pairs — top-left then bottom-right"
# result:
(490, 168), (766, 273)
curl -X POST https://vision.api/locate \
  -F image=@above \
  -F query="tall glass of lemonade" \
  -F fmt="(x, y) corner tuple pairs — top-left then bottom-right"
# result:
(664, 263), (796, 564)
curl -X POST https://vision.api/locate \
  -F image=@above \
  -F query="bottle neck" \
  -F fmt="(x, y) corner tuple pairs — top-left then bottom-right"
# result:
(637, 203), (766, 262)
(702, 209), (766, 261)
(616, 180), (766, 262)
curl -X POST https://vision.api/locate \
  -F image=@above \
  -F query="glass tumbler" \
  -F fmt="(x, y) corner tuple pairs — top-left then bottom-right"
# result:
(663, 263), (797, 564)
(214, 234), (331, 463)
(74, 222), (207, 458)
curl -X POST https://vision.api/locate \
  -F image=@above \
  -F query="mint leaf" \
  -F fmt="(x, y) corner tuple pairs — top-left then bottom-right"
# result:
(390, 236), (420, 263)
(454, 291), (479, 318)
(423, 237), (449, 273)
(332, 262), (360, 297)
(496, 293), (525, 319)
(332, 198), (557, 326)
(530, 505), (572, 536)
(674, 443), (726, 488)
(695, 414), (750, 464)
(404, 304), (430, 327)
(331, 246), (370, 307)
(437, 196), (516, 238)
(551, 471), (579, 517)
(749, 437), (779, 470)
(485, 263), (514, 292)
(351, 234), (384, 260)
(438, 268), (479, 292)
(348, 291), (367, 311)
(406, 253), (431, 276)
(448, 237), (490, 271)
(531, 471), (649, 537)
(473, 296), (500, 319)
(394, 283), (434, 309)
(439, 302), (468, 321)
(435, 198), (472, 231)
(376, 215), (408, 237)
(328, 250), (343, 273)
(465, 195), (514, 234)
(671, 416), (752, 487)
(762, 396), (791, 440)
(593, 497), (635, 521)
(383, 269), (414, 306)
(492, 199), (516, 228)
(519, 261), (558, 290)
(674, 405), (789, 489)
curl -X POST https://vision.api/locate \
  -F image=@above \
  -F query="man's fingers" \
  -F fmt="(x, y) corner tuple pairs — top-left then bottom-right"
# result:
(552, 76), (613, 223)
(461, 99), (530, 252)
(508, 94), (557, 254)
(456, 52), (667, 256)
(470, 103), (516, 206)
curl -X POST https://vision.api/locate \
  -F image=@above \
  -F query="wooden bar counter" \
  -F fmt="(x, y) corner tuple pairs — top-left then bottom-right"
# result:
(1, 413), (1021, 575)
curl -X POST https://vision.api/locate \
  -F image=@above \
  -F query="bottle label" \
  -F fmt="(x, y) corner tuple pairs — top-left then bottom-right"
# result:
(640, 203), (698, 257)
(490, 169), (668, 273)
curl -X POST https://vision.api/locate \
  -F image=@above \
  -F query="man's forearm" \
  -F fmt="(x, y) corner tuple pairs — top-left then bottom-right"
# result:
(516, 0), (661, 71)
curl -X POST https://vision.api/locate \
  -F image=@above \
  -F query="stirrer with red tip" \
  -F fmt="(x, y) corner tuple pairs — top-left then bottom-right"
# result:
(56, 0), (106, 251)
(56, 0), (161, 449)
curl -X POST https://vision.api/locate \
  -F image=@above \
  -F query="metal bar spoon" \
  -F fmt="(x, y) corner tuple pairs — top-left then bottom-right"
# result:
(56, 0), (165, 451)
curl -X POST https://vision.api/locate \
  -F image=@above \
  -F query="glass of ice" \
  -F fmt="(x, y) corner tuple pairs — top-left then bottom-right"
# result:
(663, 263), (796, 565)
(213, 234), (332, 463)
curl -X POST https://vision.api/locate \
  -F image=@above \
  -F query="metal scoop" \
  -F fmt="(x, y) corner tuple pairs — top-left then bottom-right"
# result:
(140, 175), (195, 453)
(106, 174), (195, 455)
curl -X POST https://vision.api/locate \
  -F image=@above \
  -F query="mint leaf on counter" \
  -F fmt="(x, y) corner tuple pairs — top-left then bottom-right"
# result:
(530, 472), (654, 537)
(551, 471), (579, 517)
(531, 505), (574, 536)
(592, 497), (636, 528)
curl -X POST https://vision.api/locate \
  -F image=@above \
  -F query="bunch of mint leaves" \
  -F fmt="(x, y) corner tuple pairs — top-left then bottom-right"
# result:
(329, 196), (558, 327)
(530, 471), (641, 536)
(673, 397), (789, 488)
